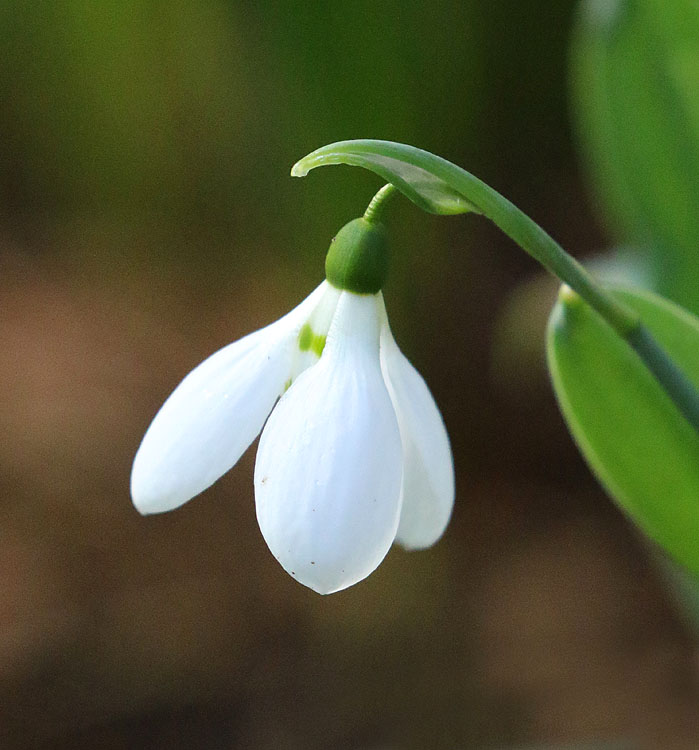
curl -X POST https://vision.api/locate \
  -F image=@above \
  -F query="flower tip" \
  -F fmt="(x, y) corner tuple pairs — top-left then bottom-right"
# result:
(132, 499), (154, 517)
(130, 486), (166, 516)
(130, 471), (192, 516)
(395, 528), (447, 552)
(304, 580), (336, 596)
(286, 567), (362, 596)
(313, 584), (346, 596)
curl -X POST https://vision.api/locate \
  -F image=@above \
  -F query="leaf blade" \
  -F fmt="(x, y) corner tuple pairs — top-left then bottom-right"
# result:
(547, 286), (699, 575)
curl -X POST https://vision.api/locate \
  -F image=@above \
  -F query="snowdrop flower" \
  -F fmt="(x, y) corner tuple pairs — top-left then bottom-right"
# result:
(131, 202), (454, 594)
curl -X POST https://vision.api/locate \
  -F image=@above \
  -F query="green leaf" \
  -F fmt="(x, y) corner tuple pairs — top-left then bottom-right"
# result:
(292, 140), (479, 215)
(547, 285), (699, 576)
(571, 0), (699, 313)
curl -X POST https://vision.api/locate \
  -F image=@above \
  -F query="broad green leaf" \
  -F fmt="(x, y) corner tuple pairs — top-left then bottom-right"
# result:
(292, 140), (479, 215)
(571, 0), (699, 312)
(547, 285), (699, 575)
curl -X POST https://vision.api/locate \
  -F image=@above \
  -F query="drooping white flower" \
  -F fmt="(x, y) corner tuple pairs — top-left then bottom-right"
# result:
(131, 213), (454, 594)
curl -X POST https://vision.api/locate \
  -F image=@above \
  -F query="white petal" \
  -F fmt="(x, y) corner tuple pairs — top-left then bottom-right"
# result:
(379, 298), (454, 550)
(254, 292), (403, 594)
(131, 282), (330, 515)
(288, 282), (341, 379)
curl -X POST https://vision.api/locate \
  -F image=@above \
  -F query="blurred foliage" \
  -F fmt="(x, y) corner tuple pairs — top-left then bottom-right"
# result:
(0, 2), (249, 248)
(571, 0), (699, 313)
(0, 0), (488, 280)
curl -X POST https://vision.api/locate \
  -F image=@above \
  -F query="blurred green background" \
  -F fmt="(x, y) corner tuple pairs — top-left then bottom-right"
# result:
(1, 0), (699, 747)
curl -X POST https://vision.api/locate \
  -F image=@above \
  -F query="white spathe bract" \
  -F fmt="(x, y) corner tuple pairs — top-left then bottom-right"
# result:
(131, 282), (454, 594)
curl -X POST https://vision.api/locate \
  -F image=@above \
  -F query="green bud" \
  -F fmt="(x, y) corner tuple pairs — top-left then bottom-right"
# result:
(325, 217), (389, 295)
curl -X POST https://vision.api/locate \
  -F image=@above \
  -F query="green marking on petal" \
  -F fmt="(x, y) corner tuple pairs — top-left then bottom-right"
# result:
(298, 323), (313, 351)
(283, 378), (292, 392)
(298, 323), (327, 357)
(311, 333), (326, 357)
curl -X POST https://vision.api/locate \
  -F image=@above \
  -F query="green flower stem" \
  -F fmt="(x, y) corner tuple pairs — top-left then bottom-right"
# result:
(626, 324), (699, 432)
(292, 139), (699, 435)
(363, 183), (397, 224)
(560, 285), (699, 433)
(487, 197), (640, 337)
(402, 152), (699, 433)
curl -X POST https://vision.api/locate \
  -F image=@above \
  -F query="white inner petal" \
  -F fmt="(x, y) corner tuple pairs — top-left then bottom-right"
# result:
(288, 284), (341, 382)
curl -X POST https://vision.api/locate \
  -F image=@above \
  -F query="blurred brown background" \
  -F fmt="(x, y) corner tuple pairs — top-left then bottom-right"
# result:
(1, 1), (698, 748)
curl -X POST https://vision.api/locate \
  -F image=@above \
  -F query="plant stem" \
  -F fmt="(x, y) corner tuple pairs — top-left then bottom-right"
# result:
(293, 139), (699, 435)
(359, 143), (699, 433)
(406, 149), (641, 337)
(420, 154), (699, 433)
(363, 183), (397, 224)
(626, 325), (699, 432)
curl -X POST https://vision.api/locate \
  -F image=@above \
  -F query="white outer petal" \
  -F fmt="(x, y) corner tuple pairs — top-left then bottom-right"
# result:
(379, 298), (454, 550)
(131, 282), (329, 515)
(254, 292), (403, 594)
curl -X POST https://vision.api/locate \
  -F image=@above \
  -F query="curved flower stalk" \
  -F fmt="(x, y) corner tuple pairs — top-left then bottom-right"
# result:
(131, 208), (454, 594)
(289, 138), (699, 579)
